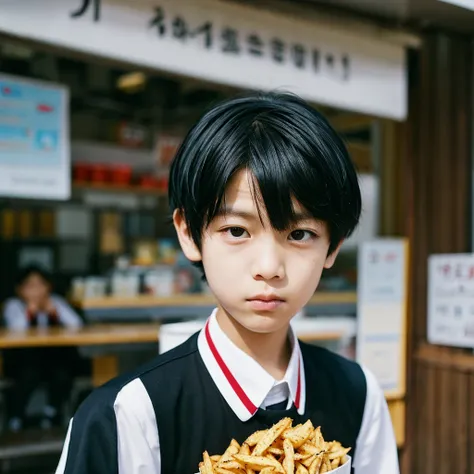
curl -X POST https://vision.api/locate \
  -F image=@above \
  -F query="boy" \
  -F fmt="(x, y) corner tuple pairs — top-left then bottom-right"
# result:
(3, 265), (83, 431)
(55, 93), (399, 473)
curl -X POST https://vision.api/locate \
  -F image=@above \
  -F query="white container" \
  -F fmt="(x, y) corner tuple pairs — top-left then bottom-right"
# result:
(83, 277), (107, 299)
(291, 316), (357, 359)
(291, 316), (356, 338)
(144, 266), (174, 297)
(70, 277), (85, 301)
(160, 317), (356, 356)
(159, 320), (206, 354)
(111, 273), (140, 297)
(332, 456), (351, 473)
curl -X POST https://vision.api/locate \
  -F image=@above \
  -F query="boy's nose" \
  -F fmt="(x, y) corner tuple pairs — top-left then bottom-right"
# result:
(251, 243), (285, 281)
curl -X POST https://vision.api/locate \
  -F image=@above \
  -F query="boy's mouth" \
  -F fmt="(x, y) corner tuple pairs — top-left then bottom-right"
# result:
(246, 294), (286, 311)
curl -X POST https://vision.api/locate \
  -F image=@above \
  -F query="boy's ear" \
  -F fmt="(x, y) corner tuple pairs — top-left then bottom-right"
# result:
(173, 209), (202, 262)
(324, 240), (344, 269)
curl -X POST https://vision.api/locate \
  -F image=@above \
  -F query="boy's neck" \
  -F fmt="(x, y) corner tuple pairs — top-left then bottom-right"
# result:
(215, 307), (292, 381)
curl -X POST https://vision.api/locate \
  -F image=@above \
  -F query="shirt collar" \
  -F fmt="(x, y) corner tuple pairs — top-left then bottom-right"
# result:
(197, 309), (306, 421)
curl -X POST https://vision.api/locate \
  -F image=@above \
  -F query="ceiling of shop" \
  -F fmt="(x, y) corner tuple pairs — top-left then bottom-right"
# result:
(295, 0), (474, 32)
(296, 0), (410, 21)
(409, 0), (474, 31)
(233, 0), (474, 33)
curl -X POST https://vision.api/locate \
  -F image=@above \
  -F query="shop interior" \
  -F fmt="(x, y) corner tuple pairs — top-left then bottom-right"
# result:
(0, 40), (378, 302)
(0, 39), (394, 470)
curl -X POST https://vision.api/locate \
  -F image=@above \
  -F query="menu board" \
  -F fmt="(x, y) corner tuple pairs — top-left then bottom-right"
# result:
(0, 74), (70, 200)
(428, 253), (474, 348)
(357, 239), (408, 397)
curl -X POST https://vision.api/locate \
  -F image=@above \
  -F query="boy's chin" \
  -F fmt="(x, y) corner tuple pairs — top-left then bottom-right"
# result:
(235, 312), (291, 335)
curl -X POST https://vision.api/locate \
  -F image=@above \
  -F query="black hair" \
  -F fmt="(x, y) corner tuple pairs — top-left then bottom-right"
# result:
(169, 91), (361, 258)
(15, 264), (52, 288)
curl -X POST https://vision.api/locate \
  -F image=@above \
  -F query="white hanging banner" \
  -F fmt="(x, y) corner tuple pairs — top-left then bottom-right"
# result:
(0, 0), (407, 119)
(0, 73), (70, 200)
(438, 0), (474, 11)
(428, 253), (474, 348)
(357, 239), (409, 397)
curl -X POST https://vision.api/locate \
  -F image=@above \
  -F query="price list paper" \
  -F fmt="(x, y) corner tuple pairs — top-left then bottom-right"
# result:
(428, 253), (474, 348)
(357, 239), (408, 397)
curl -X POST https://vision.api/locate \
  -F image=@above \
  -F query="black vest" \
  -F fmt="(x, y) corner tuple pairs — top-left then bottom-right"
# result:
(140, 333), (366, 474)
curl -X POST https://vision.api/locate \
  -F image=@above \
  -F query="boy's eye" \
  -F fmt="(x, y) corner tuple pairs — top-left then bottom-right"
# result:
(226, 227), (249, 238)
(289, 230), (314, 242)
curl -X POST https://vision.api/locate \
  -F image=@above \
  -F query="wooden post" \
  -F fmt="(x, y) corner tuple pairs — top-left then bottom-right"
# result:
(402, 34), (473, 474)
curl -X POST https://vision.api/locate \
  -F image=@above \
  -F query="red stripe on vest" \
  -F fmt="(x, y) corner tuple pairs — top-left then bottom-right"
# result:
(204, 321), (257, 415)
(205, 320), (303, 413)
(294, 358), (302, 410)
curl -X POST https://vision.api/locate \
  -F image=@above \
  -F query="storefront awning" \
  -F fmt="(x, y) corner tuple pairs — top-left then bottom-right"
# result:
(0, 0), (408, 119)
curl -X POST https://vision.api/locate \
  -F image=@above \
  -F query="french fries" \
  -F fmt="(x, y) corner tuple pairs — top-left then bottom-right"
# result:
(198, 418), (351, 474)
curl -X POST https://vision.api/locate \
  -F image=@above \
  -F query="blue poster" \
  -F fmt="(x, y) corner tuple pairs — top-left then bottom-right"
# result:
(0, 74), (69, 199)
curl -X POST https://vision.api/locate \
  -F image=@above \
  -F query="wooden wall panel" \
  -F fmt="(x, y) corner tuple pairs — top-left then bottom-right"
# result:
(469, 375), (474, 472)
(402, 33), (473, 474)
(380, 120), (405, 237)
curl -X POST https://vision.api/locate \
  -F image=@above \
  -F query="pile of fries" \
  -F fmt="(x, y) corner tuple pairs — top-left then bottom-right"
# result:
(199, 417), (351, 474)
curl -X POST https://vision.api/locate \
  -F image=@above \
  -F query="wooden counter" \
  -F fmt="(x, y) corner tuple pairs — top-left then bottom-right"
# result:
(0, 324), (161, 387)
(0, 324), (346, 387)
(0, 324), (347, 350)
(0, 324), (161, 349)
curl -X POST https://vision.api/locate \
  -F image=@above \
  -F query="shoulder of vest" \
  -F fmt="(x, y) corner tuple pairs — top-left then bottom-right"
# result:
(75, 332), (200, 414)
(299, 341), (367, 392)
(131, 331), (200, 378)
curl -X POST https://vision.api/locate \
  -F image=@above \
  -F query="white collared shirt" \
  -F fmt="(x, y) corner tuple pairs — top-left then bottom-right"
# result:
(197, 311), (306, 419)
(56, 310), (399, 474)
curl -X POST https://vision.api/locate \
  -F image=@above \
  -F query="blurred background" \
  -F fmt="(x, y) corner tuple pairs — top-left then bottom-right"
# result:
(0, 0), (472, 473)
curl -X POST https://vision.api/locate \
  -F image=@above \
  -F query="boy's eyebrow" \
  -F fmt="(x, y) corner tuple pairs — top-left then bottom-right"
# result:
(215, 207), (317, 222)
(214, 208), (257, 220)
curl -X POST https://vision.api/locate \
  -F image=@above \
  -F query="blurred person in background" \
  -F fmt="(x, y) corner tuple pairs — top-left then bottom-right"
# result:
(2, 265), (83, 432)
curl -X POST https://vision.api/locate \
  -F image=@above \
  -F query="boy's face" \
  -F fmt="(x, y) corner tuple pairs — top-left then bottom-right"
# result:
(175, 169), (341, 334)
(18, 273), (50, 305)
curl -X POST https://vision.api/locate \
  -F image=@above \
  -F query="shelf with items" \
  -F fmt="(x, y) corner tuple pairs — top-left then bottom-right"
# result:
(74, 291), (357, 322)
(72, 182), (167, 197)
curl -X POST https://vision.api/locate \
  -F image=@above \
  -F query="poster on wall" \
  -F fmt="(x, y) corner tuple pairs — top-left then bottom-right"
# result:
(428, 253), (474, 347)
(0, 74), (70, 200)
(357, 239), (408, 397)
(0, 0), (407, 120)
